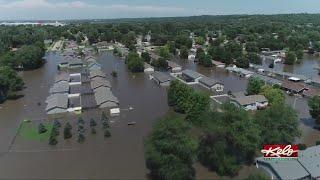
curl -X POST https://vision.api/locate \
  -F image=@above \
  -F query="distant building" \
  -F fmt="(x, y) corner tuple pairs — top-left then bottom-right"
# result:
(231, 94), (268, 111)
(150, 72), (172, 86)
(182, 69), (203, 82)
(199, 76), (224, 92)
(256, 145), (320, 180)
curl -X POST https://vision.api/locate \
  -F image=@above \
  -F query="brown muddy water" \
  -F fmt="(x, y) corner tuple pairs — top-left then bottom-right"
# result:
(0, 52), (319, 179)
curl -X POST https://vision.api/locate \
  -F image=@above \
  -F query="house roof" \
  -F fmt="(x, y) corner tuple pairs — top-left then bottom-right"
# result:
(49, 81), (69, 94)
(256, 157), (310, 180)
(233, 95), (267, 106)
(88, 62), (101, 69)
(54, 73), (70, 83)
(298, 145), (320, 178)
(281, 81), (305, 92)
(256, 145), (320, 180)
(199, 76), (223, 87)
(152, 71), (172, 83)
(45, 93), (68, 111)
(94, 87), (119, 108)
(167, 61), (181, 69)
(182, 69), (203, 79)
(144, 62), (154, 69)
(89, 70), (106, 79)
(212, 60), (225, 66)
(90, 78), (111, 89)
(303, 88), (320, 98)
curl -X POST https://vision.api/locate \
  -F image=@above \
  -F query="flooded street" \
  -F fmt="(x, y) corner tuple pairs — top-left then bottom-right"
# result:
(0, 52), (319, 179)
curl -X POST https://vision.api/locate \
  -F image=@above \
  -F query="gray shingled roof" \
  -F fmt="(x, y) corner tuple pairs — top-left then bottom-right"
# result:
(256, 157), (310, 180)
(256, 145), (320, 179)
(94, 87), (119, 108)
(89, 70), (106, 79)
(152, 72), (172, 83)
(182, 69), (203, 79)
(233, 95), (267, 106)
(90, 78), (111, 90)
(45, 93), (68, 111)
(54, 73), (70, 83)
(199, 76), (223, 87)
(49, 81), (69, 94)
(298, 145), (320, 178)
(167, 61), (181, 69)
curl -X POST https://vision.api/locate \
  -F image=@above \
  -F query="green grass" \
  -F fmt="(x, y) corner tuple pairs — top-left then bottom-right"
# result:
(19, 121), (53, 141)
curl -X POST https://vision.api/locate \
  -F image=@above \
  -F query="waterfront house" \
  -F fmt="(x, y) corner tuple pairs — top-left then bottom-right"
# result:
(182, 69), (203, 82)
(255, 145), (320, 180)
(45, 93), (68, 114)
(281, 81), (306, 94)
(167, 61), (182, 73)
(199, 76), (224, 92)
(94, 87), (119, 108)
(231, 94), (268, 111)
(226, 66), (254, 78)
(188, 54), (196, 61)
(86, 57), (96, 63)
(150, 72), (172, 86)
(68, 58), (84, 69)
(144, 62), (154, 73)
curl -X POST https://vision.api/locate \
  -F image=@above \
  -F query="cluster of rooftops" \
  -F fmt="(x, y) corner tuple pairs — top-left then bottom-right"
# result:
(46, 44), (119, 115)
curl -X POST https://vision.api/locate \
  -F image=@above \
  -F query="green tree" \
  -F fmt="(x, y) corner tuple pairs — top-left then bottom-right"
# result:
(180, 46), (189, 59)
(127, 52), (144, 72)
(246, 77), (264, 95)
(248, 53), (262, 65)
(255, 104), (300, 144)
(236, 55), (249, 68)
(145, 116), (197, 180)
(152, 57), (168, 71)
(141, 52), (151, 63)
(260, 85), (285, 105)
(195, 36), (205, 45)
(38, 123), (47, 134)
(159, 46), (170, 59)
(284, 51), (297, 65)
(308, 96), (320, 127)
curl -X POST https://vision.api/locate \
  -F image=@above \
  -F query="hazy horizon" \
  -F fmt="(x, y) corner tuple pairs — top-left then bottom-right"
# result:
(0, 0), (320, 20)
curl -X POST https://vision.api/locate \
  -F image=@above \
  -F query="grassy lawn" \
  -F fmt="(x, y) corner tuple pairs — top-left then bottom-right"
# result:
(19, 121), (53, 142)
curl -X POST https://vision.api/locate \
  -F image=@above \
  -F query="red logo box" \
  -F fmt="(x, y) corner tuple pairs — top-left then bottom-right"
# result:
(261, 144), (299, 158)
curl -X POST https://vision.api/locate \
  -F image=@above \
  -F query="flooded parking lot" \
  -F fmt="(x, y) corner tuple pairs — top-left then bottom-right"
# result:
(0, 52), (319, 179)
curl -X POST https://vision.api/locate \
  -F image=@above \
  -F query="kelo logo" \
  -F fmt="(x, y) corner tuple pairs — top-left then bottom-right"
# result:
(261, 145), (299, 160)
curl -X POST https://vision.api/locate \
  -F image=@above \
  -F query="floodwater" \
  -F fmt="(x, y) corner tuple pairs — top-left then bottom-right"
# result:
(0, 52), (169, 179)
(0, 52), (319, 179)
(262, 54), (320, 81)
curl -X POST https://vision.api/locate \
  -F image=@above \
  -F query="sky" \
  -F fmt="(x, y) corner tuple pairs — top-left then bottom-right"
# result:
(0, 0), (320, 20)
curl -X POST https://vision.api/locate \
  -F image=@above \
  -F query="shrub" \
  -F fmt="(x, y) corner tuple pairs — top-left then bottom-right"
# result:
(38, 123), (47, 134)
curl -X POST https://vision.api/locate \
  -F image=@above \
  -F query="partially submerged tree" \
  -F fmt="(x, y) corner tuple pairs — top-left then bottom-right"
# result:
(308, 96), (320, 127)
(38, 123), (47, 134)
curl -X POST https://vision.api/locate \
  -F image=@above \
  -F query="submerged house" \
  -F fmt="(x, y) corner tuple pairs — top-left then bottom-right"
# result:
(281, 81), (306, 94)
(94, 87), (119, 108)
(167, 61), (182, 73)
(90, 78), (111, 90)
(88, 62), (101, 71)
(199, 76), (224, 92)
(49, 81), (69, 94)
(182, 69), (203, 82)
(150, 72), (172, 86)
(144, 62), (154, 73)
(231, 94), (268, 111)
(45, 93), (68, 114)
